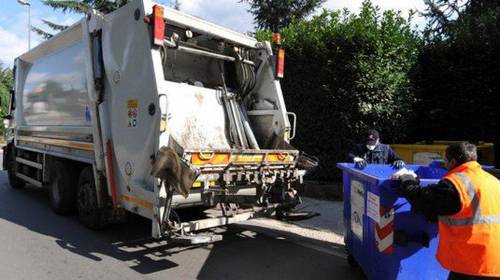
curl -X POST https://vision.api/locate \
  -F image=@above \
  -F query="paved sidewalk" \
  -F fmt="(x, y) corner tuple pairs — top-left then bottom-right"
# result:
(292, 197), (345, 237)
(241, 197), (346, 248)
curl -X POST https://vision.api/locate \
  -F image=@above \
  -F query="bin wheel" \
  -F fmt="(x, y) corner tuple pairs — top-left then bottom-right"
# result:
(347, 253), (359, 268)
(49, 160), (77, 215)
(77, 167), (105, 229)
(6, 145), (24, 189)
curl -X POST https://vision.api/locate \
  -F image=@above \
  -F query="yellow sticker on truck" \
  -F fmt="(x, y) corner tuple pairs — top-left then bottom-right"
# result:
(127, 99), (139, 108)
(127, 99), (138, 128)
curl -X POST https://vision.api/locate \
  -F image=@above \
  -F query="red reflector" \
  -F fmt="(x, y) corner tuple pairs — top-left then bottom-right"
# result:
(152, 5), (165, 46)
(276, 48), (285, 79)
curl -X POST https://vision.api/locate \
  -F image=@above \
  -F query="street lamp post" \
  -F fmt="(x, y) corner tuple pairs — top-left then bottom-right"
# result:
(17, 0), (31, 50)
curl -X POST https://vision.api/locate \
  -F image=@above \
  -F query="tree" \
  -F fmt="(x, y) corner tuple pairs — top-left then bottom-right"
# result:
(42, 0), (128, 14)
(33, 0), (128, 39)
(422, 0), (500, 39)
(241, 0), (325, 31)
(171, 0), (181, 10)
(0, 63), (13, 137)
(257, 1), (420, 179)
(412, 1), (500, 151)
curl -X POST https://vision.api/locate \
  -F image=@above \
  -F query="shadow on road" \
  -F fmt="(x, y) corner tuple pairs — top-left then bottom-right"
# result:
(0, 171), (365, 279)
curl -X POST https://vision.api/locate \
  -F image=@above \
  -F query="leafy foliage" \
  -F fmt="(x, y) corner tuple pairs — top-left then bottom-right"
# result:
(258, 1), (419, 179)
(242, 0), (325, 31)
(172, 0), (181, 10)
(31, 26), (53, 39)
(412, 3), (500, 148)
(34, 0), (129, 39)
(422, 0), (500, 40)
(421, 0), (466, 39)
(41, 0), (128, 14)
(41, 19), (69, 31)
(32, 20), (68, 39)
(0, 63), (13, 137)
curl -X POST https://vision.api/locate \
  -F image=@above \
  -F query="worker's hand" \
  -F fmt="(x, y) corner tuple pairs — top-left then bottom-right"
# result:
(391, 168), (416, 180)
(392, 160), (405, 169)
(399, 173), (418, 183)
(353, 157), (367, 169)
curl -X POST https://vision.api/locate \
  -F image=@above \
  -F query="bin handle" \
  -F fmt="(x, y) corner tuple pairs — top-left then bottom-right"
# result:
(287, 112), (297, 140)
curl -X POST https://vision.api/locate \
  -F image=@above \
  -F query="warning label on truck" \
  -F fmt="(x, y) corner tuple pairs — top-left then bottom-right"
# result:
(351, 180), (365, 241)
(127, 99), (138, 128)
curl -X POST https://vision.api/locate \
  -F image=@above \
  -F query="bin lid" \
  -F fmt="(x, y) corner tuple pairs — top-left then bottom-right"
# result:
(336, 163), (447, 186)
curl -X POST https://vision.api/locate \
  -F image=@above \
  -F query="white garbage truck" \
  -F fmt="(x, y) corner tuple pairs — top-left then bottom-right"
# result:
(2, 0), (316, 242)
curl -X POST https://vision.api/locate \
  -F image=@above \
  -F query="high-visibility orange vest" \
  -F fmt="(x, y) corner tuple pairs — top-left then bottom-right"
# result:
(437, 161), (500, 277)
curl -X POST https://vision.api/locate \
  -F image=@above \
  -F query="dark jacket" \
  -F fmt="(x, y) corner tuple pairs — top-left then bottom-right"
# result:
(348, 143), (401, 164)
(399, 176), (461, 222)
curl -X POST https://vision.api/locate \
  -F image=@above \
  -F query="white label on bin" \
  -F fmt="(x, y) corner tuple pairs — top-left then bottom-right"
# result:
(367, 191), (380, 223)
(351, 180), (365, 241)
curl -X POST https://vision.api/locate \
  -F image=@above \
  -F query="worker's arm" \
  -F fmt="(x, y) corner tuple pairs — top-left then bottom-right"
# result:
(386, 145), (405, 168)
(399, 175), (461, 222)
(348, 144), (368, 168)
(387, 146), (402, 163)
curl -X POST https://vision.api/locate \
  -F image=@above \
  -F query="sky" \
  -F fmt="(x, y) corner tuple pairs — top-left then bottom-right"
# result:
(0, 0), (428, 67)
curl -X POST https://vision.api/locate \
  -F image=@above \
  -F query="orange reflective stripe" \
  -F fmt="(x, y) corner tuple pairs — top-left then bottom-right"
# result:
(191, 153), (230, 165)
(122, 195), (153, 209)
(439, 173), (495, 226)
(191, 152), (294, 166)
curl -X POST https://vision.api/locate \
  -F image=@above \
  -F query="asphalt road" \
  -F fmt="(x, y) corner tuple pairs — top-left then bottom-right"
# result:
(0, 154), (365, 279)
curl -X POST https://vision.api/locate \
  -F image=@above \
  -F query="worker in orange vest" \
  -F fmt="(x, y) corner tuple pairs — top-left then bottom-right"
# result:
(396, 142), (500, 280)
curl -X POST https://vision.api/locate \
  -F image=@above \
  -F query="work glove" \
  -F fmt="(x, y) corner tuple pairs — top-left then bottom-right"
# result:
(353, 157), (367, 169)
(398, 173), (420, 196)
(391, 169), (418, 195)
(392, 160), (405, 169)
(399, 173), (418, 184)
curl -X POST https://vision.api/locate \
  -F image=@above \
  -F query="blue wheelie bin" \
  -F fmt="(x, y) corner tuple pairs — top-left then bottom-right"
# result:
(336, 163), (449, 280)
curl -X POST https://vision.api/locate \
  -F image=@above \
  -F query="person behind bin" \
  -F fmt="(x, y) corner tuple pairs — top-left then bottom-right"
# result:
(395, 142), (500, 280)
(348, 129), (405, 169)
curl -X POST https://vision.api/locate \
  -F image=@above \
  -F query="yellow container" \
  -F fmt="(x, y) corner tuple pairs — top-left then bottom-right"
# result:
(391, 141), (495, 165)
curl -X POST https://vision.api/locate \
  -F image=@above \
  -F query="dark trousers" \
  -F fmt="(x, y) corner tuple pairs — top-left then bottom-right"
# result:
(448, 271), (500, 280)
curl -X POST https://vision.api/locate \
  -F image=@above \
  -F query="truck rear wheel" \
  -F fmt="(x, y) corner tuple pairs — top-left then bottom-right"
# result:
(77, 167), (105, 229)
(49, 160), (77, 215)
(6, 145), (25, 189)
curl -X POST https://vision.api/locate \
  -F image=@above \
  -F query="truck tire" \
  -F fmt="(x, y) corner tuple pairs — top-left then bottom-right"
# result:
(77, 167), (105, 229)
(6, 145), (25, 189)
(49, 160), (77, 215)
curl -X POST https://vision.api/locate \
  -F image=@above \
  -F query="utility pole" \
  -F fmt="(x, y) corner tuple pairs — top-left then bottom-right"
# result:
(17, 0), (31, 50)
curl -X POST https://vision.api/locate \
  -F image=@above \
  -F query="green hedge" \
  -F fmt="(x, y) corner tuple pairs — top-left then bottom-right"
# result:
(411, 6), (500, 147)
(0, 64), (12, 137)
(258, 2), (419, 180)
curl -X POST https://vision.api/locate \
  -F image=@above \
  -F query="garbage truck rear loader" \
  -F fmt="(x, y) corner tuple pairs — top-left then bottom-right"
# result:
(2, 0), (316, 241)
